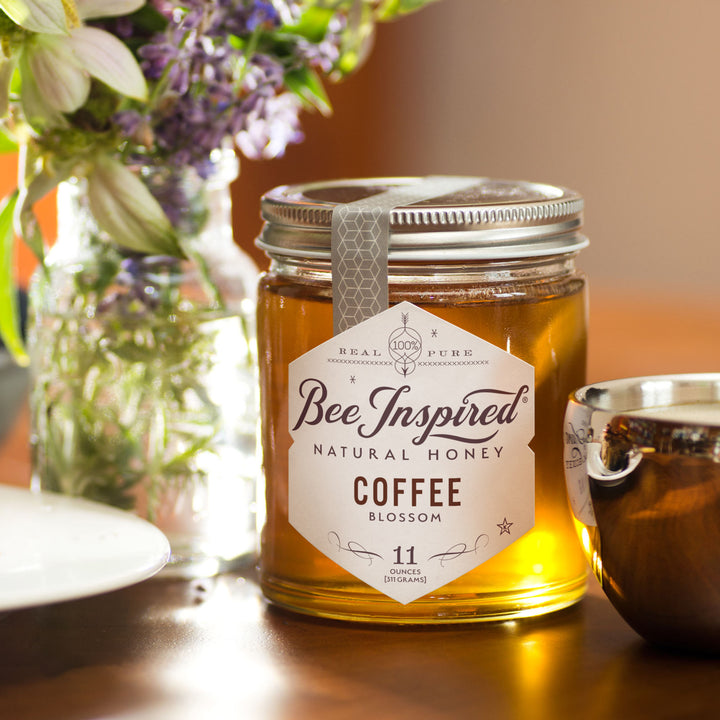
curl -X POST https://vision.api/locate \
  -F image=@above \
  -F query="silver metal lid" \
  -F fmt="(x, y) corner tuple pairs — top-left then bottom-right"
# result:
(258, 176), (587, 261)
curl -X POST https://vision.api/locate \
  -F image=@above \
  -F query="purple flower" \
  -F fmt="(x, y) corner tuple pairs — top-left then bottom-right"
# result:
(98, 254), (183, 316)
(235, 92), (304, 160)
(102, 1), (347, 196)
(137, 42), (181, 81)
(246, 1), (280, 30)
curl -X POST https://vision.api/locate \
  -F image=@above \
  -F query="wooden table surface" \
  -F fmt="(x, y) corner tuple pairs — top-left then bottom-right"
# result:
(1, 287), (719, 720)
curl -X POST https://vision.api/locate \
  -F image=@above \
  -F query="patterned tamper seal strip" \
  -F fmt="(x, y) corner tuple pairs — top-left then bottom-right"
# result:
(330, 176), (480, 335)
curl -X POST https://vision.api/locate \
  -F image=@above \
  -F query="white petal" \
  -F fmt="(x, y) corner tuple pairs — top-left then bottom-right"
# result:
(77, 0), (144, 20)
(0, 0), (68, 34)
(68, 26), (147, 101)
(25, 37), (89, 113)
(18, 51), (65, 126)
(87, 156), (180, 257)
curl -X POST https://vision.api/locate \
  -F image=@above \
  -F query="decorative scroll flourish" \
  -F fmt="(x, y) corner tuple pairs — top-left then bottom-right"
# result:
(428, 535), (489, 567)
(328, 531), (383, 566)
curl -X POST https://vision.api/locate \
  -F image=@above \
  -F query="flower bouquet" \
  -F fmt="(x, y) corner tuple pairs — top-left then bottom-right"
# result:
(0, 0), (436, 575)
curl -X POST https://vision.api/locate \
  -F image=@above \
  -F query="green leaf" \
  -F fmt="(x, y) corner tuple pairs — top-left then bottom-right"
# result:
(0, 191), (29, 366)
(283, 6), (334, 43)
(375, 0), (439, 20)
(126, 3), (168, 33)
(0, 125), (18, 153)
(284, 66), (332, 117)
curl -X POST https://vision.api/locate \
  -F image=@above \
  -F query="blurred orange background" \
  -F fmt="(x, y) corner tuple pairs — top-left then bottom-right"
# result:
(0, 155), (53, 286)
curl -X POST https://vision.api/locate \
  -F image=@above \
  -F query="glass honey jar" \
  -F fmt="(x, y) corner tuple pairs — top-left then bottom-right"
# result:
(256, 176), (589, 623)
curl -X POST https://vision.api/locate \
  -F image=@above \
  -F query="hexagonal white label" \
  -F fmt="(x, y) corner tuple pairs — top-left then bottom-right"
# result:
(288, 302), (535, 604)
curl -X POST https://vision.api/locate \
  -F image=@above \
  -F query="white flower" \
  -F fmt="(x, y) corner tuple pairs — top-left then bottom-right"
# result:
(7, 0), (147, 116)
(0, 0), (69, 35)
(26, 25), (147, 112)
(75, 0), (144, 21)
(87, 154), (181, 257)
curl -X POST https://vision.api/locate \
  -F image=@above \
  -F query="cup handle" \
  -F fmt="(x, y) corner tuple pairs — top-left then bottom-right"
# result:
(586, 442), (643, 486)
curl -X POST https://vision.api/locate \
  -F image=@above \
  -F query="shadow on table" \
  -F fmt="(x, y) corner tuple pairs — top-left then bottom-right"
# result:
(260, 589), (720, 719)
(0, 577), (218, 719)
(0, 572), (718, 720)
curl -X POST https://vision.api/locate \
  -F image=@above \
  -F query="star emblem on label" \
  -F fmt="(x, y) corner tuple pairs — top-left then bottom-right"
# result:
(288, 302), (535, 604)
(497, 518), (514, 535)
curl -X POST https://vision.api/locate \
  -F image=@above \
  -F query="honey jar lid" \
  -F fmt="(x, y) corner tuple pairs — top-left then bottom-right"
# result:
(258, 176), (587, 261)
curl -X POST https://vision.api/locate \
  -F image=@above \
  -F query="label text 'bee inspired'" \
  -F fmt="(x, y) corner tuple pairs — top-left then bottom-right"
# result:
(291, 379), (530, 445)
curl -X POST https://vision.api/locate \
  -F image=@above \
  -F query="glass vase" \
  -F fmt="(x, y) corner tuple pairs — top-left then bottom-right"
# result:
(27, 150), (260, 578)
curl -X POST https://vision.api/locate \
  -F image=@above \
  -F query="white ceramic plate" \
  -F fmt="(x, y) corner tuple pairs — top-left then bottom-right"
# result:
(0, 485), (170, 611)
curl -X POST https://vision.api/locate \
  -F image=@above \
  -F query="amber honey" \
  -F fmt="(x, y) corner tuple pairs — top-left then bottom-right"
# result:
(256, 177), (589, 623)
